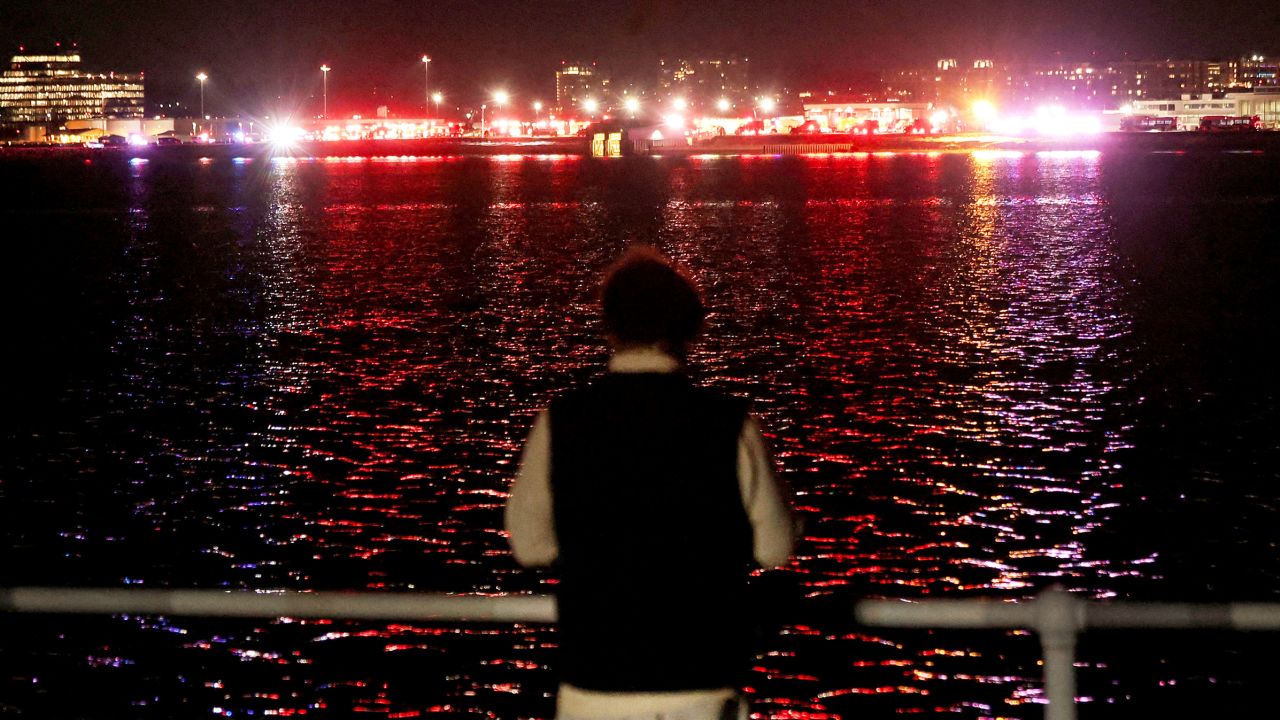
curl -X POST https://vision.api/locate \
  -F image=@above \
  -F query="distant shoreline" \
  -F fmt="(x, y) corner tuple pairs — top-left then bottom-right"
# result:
(2, 131), (1277, 160)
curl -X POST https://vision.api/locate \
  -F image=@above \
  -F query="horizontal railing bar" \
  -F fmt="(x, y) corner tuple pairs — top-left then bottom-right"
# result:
(0, 588), (557, 623)
(857, 598), (1280, 630)
(8, 587), (1278, 630)
(856, 599), (1039, 628)
(11, 586), (1278, 720)
(1088, 603), (1280, 629)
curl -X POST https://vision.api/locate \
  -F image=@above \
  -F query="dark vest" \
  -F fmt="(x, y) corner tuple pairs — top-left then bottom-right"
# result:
(550, 372), (754, 691)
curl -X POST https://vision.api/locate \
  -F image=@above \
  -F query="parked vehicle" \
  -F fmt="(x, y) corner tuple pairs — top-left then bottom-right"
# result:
(1198, 115), (1262, 132)
(1120, 115), (1178, 131)
(853, 119), (879, 135)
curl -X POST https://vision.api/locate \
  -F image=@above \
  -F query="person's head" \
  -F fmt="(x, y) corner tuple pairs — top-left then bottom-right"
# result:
(601, 246), (705, 355)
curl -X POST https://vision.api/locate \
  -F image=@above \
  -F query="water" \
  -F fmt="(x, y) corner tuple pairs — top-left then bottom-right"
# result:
(2, 148), (1278, 718)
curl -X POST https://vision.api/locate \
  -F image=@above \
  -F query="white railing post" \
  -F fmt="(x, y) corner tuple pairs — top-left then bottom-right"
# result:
(1035, 586), (1082, 720)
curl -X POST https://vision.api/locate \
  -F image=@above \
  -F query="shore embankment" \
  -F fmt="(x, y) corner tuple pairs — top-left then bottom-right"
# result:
(2, 131), (1277, 161)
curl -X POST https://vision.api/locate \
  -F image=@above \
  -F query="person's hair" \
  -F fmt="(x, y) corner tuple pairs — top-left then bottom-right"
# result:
(601, 246), (705, 351)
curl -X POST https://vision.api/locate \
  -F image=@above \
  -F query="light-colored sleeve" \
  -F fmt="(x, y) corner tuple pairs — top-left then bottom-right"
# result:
(505, 410), (559, 567)
(738, 415), (795, 568)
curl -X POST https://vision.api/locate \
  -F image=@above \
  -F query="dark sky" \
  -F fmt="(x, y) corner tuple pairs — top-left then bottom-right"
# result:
(4, 0), (1279, 116)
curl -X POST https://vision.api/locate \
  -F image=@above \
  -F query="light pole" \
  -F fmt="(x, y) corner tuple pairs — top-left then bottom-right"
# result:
(320, 64), (330, 117)
(480, 104), (487, 136)
(492, 91), (507, 135)
(421, 55), (431, 114)
(196, 72), (208, 119)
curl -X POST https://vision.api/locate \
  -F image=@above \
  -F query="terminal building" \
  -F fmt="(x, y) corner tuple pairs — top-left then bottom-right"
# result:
(801, 99), (934, 132)
(1129, 91), (1280, 129)
(0, 46), (144, 127)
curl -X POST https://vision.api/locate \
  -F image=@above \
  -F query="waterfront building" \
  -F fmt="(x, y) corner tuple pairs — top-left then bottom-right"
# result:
(0, 46), (144, 125)
(1130, 94), (1241, 130)
(1128, 91), (1280, 129)
(555, 61), (609, 116)
(1131, 90), (1280, 129)
(801, 99), (933, 132)
(1233, 90), (1280, 128)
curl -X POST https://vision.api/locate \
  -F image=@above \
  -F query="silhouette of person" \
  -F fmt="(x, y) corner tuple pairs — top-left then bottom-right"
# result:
(507, 246), (795, 719)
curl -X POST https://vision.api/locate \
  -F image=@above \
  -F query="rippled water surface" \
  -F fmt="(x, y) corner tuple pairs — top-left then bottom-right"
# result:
(3, 149), (1279, 718)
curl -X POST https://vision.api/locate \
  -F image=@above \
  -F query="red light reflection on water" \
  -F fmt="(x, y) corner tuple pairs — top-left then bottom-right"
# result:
(9, 149), (1199, 718)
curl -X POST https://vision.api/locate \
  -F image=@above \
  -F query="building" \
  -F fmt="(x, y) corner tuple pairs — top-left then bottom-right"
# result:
(0, 46), (144, 125)
(555, 61), (609, 116)
(802, 99), (934, 132)
(1231, 55), (1280, 89)
(656, 55), (752, 109)
(1234, 90), (1280, 128)
(1128, 91), (1280, 129)
(1129, 94), (1241, 129)
(879, 55), (1280, 113)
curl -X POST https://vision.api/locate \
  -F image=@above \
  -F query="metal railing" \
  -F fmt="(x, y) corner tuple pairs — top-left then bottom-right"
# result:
(4, 585), (1280, 720)
(0, 586), (555, 623)
(856, 586), (1280, 720)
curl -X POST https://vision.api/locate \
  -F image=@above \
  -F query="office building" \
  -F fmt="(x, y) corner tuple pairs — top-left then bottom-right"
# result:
(0, 46), (144, 125)
(555, 61), (609, 115)
(656, 55), (751, 109)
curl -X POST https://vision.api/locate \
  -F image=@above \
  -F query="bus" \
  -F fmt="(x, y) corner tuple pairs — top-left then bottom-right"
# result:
(1198, 115), (1262, 132)
(1119, 115), (1178, 132)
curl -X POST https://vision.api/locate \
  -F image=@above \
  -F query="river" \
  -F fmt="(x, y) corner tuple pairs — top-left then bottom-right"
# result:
(3, 148), (1278, 718)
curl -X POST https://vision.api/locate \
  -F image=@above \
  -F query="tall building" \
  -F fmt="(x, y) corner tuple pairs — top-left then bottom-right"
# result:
(555, 61), (608, 115)
(656, 55), (751, 110)
(880, 54), (1280, 111)
(1232, 55), (1279, 89)
(0, 46), (144, 125)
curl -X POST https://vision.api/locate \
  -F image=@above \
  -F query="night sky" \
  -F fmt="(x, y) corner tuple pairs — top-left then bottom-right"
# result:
(4, 0), (1279, 115)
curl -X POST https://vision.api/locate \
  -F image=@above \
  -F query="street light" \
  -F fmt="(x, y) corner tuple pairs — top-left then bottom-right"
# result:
(624, 97), (640, 116)
(488, 92), (508, 137)
(421, 55), (431, 113)
(432, 92), (443, 117)
(672, 97), (688, 111)
(533, 100), (543, 119)
(320, 64), (330, 117)
(758, 97), (777, 115)
(583, 98), (599, 115)
(196, 72), (208, 118)
(716, 97), (731, 114)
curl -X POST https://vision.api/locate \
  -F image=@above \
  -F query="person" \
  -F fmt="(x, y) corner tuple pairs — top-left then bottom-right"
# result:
(506, 246), (795, 720)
